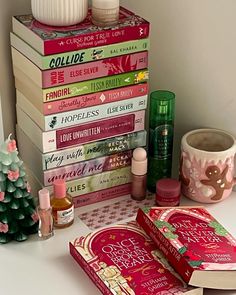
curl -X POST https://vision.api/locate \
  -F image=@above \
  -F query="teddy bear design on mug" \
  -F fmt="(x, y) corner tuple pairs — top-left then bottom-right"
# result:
(180, 128), (236, 203)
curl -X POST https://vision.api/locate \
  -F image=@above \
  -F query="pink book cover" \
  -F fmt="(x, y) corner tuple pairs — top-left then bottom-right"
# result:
(14, 7), (149, 55)
(44, 84), (148, 115)
(43, 52), (148, 87)
(136, 207), (236, 288)
(69, 221), (202, 295)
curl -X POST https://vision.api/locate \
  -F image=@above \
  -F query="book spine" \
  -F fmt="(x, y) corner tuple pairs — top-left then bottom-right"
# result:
(17, 106), (145, 153)
(69, 243), (112, 295)
(45, 23), (149, 55)
(73, 183), (131, 208)
(43, 84), (148, 115)
(43, 130), (147, 170)
(46, 166), (131, 197)
(44, 95), (147, 131)
(136, 209), (193, 284)
(43, 52), (148, 87)
(43, 70), (149, 102)
(43, 39), (149, 69)
(43, 150), (132, 186)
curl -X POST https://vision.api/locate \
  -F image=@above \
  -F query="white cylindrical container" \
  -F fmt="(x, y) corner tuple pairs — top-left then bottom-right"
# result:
(31, 0), (88, 26)
(92, 0), (119, 27)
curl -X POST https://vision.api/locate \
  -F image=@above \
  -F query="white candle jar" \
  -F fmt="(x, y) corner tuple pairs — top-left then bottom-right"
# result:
(31, 0), (88, 26)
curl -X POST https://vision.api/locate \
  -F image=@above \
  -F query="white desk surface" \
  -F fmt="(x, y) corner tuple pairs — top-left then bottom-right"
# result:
(1, 192), (236, 295)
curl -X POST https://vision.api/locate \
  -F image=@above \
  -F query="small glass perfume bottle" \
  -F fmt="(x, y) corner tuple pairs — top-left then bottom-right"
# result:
(38, 188), (54, 239)
(51, 180), (74, 229)
(92, 0), (120, 27)
(131, 147), (147, 201)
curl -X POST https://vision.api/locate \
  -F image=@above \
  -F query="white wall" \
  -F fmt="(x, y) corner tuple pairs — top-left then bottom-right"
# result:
(121, 0), (236, 175)
(0, 0), (31, 141)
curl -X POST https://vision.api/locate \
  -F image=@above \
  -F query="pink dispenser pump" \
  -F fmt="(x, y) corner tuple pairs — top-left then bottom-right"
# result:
(53, 180), (66, 199)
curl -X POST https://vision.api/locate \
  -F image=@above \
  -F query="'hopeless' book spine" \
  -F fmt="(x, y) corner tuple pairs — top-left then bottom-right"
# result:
(18, 93), (147, 131)
(16, 107), (145, 153)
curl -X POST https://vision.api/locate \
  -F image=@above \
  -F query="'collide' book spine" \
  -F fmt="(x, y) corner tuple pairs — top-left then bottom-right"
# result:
(10, 34), (149, 70)
(12, 48), (148, 88)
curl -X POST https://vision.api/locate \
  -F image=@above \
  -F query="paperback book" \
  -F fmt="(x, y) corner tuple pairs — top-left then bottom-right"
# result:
(15, 69), (149, 102)
(16, 107), (145, 153)
(136, 206), (236, 289)
(11, 33), (149, 70)
(69, 221), (203, 294)
(17, 90), (147, 131)
(12, 48), (148, 88)
(16, 126), (146, 171)
(12, 7), (149, 55)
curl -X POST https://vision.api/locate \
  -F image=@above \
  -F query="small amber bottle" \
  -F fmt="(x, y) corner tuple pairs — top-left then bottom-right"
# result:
(51, 179), (74, 228)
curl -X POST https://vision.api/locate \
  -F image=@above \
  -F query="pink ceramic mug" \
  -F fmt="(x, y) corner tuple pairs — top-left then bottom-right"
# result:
(180, 128), (236, 203)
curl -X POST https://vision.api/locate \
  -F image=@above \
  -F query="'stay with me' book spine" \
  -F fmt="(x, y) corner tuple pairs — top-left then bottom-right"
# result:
(16, 126), (147, 171)
(16, 107), (145, 153)
(43, 150), (132, 186)
(10, 33), (149, 70)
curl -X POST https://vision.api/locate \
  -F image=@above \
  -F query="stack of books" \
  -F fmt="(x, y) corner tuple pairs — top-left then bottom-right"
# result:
(11, 7), (150, 207)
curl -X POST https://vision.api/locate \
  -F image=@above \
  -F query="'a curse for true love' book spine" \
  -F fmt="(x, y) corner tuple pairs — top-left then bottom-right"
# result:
(12, 48), (148, 88)
(17, 91), (147, 131)
(12, 7), (149, 55)
(10, 34), (149, 70)
(16, 107), (145, 153)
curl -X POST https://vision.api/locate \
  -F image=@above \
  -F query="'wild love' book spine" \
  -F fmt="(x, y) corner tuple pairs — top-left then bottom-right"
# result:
(43, 70), (149, 102)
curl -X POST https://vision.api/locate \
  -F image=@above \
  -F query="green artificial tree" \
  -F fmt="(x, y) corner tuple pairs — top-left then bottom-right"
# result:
(0, 134), (38, 243)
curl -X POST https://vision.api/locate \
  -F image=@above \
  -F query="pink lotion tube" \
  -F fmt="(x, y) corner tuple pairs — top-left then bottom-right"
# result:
(131, 148), (147, 201)
(38, 188), (54, 239)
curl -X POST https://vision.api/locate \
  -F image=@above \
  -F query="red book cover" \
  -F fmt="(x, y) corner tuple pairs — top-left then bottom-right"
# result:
(136, 206), (236, 289)
(69, 221), (202, 295)
(13, 7), (149, 55)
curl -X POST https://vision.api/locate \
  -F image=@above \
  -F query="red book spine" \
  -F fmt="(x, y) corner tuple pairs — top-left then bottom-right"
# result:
(69, 243), (112, 295)
(44, 24), (149, 55)
(136, 209), (193, 284)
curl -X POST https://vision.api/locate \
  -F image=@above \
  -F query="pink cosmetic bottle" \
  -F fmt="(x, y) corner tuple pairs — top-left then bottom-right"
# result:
(131, 147), (147, 201)
(38, 188), (54, 239)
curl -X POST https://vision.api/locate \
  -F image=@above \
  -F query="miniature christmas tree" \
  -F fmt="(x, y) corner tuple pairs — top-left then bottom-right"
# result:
(0, 134), (38, 243)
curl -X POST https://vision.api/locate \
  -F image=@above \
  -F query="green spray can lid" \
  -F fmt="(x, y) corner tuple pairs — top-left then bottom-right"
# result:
(150, 90), (175, 124)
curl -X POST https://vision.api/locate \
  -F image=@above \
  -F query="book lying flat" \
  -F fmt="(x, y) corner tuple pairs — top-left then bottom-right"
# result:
(69, 221), (203, 294)
(136, 206), (236, 290)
